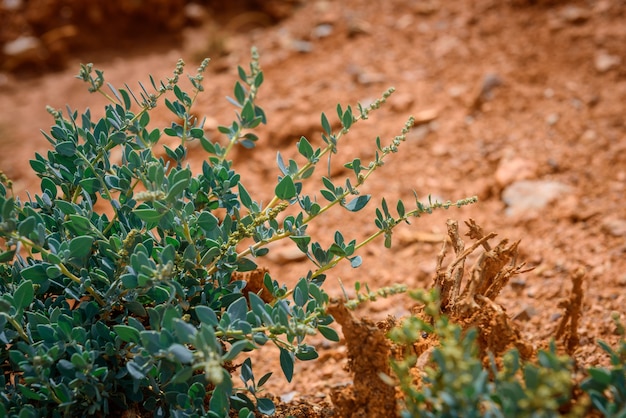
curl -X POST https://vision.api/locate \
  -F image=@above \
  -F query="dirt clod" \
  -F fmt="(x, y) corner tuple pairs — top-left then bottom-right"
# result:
(556, 267), (585, 355)
(327, 301), (397, 418)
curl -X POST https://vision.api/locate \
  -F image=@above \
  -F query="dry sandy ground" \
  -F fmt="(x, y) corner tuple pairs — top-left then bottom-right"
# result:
(1, 0), (625, 415)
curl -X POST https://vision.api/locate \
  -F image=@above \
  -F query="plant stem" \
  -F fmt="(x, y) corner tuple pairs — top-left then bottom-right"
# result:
(2, 313), (31, 343)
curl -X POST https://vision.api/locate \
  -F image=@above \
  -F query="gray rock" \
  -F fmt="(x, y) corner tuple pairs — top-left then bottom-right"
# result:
(595, 50), (621, 73)
(3, 36), (41, 57)
(502, 180), (572, 217)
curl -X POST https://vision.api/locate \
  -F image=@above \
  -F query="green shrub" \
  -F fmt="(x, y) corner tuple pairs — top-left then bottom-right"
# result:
(580, 313), (626, 417)
(0, 48), (475, 417)
(388, 290), (626, 418)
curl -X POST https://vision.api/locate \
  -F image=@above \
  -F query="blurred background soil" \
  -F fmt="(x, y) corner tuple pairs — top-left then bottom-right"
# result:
(1, 0), (625, 415)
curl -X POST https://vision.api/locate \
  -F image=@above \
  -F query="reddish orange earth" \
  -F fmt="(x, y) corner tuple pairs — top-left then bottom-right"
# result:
(1, 0), (625, 416)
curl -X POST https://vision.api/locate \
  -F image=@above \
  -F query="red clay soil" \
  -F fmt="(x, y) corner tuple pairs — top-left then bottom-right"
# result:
(1, 0), (625, 416)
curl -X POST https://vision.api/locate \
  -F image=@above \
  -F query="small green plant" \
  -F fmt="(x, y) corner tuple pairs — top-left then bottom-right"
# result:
(388, 290), (626, 418)
(0, 48), (475, 417)
(581, 313), (626, 417)
(388, 290), (574, 417)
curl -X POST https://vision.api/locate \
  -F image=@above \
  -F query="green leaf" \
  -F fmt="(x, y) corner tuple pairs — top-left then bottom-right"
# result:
(188, 381), (206, 401)
(381, 198), (391, 218)
(29, 158), (46, 174)
(336, 103), (343, 120)
(0, 250), (15, 263)
(524, 364), (539, 390)
(195, 305), (218, 326)
(14, 280), (34, 310)
(279, 348), (294, 382)
(318, 325), (340, 342)
(346, 158), (362, 177)
(295, 345), (319, 361)
(350, 256), (362, 268)
(253, 71), (264, 87)
(18, 386), (43, 401)
(120, 88), (132, 110)
(301, 166), (315, 179)
(67, 214), (92, 235)
(293, 278), (309, 307)
(222, 340), (254, 362)
(227, 297), (248, 322)
(275, 176), (296, 200)
(18, 216), (36, 238)
(238, 183), (253, 209)
(200, 246), (219, 265)
(257, 372), (272, 387)
(41, 177), (57, 199)
(256, 398), (275, 415)
(290, 235), (310, 253)
(20, 264), (49, 283)
(200, 135), (216, 154)
(189, 128), (204, 139)
(71, 353), (88, 369)
(587, 367), (612, 386)
(69, 236), (94, 259)
(247, 292), (266, 318)
(384, 233), (392, 249)
(55, 141), (76, 156)
(344, 195), (371, 212)
(297, 136), (314, 159)
(238, 65), (247, 82)
(197, 212), (219, 234)
(140, 330), (162, 354)
(127, 361), (147, 379)
(321, 112), (331, 135)
(234, 81), (246, 105)
(166, 178), (189, 203)
(322, 176), (335, 192)
(168, 343), (193, 363)
(236, 257), (257, 272)
(397, 200), (406, 218)
(209, 377), (231, 416)
(241, 100), (255, 123)
(171, 366), (194, 384)
(320, 189), (336, 202)
(172, 318), (197, 343)
(342, 107), (353, 129)
(134, 208), (163, 223)
(114, 324), (141, 343)
(79, 177), (101, 194)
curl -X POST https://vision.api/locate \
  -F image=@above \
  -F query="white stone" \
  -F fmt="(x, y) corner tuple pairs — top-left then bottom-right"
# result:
(502, 180), (572, 217)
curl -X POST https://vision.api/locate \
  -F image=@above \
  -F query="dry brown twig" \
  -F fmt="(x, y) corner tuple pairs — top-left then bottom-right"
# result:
(432, 219), (534, 359)
(555, 267), (585, 355)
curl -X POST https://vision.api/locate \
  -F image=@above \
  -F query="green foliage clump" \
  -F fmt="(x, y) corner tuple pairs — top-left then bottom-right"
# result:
(0, 48), (475, 417)
(388, 290), (626, 418)
(581, 313), (626, 417)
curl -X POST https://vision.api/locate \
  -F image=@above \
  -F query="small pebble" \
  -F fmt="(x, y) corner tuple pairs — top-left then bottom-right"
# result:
(291, 39), (313, 53)
(601, 219), (626, 237)
(513, 305), (537, 321)
(595, 50), (621, 73)
(495, 157), (538, 188)
(280, 391), (298, 403)
(546, 113), (560, 126)
(550, 312), (563, 322)
(3, 36), (41, 56)
(266, 245), (308, 264)
(559, 6), (590, 24)
(313, 24), (334, 38)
